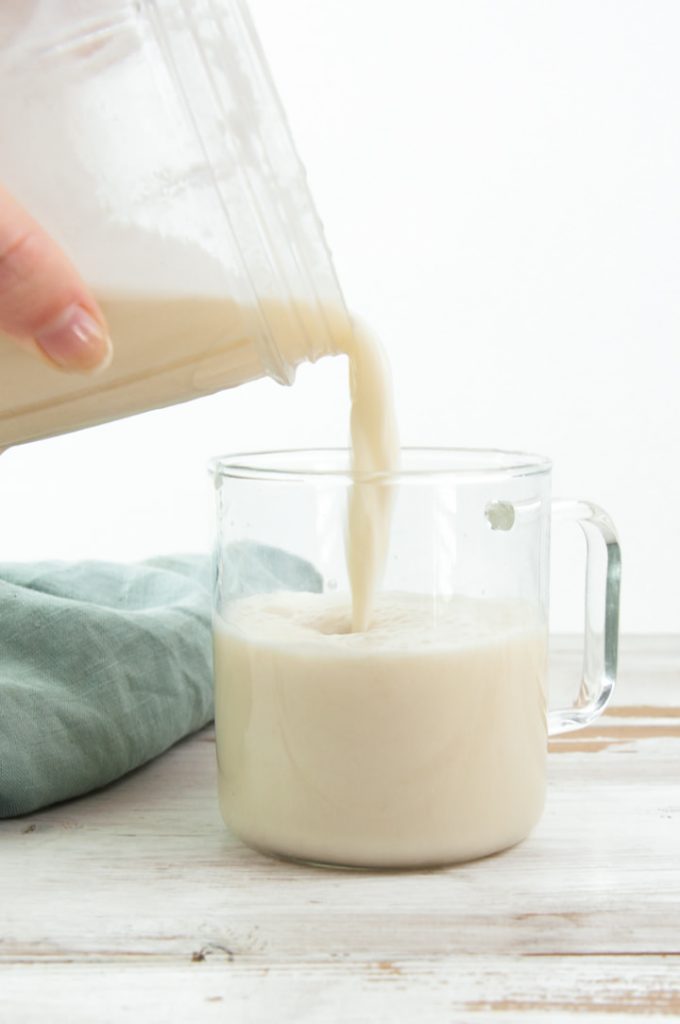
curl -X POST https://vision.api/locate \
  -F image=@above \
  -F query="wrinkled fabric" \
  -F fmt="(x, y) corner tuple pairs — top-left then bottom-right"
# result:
(0, 543), (321, 817)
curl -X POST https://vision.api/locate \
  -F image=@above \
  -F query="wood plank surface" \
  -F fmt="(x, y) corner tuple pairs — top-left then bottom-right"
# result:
(1, 636), (679, 1021)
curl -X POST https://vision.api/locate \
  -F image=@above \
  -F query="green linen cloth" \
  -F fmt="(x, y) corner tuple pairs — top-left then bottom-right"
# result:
(0, 543), (321, 818)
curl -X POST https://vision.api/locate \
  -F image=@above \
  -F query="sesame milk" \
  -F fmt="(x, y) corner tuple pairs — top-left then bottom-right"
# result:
(215, 592), (547, 867)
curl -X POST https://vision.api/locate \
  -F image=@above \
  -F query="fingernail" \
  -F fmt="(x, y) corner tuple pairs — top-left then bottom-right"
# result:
(35, 304), (112, 373)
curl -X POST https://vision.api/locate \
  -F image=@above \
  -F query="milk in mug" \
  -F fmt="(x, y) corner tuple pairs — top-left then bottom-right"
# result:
(214, 592), (547, 867)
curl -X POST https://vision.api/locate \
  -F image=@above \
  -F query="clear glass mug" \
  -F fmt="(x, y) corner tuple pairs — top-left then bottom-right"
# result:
(0, 0), (350, 447)
(210, 448), (621, 869)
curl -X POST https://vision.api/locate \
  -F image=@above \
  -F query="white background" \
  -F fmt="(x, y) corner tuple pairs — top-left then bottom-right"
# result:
(2, 0), (679, 632)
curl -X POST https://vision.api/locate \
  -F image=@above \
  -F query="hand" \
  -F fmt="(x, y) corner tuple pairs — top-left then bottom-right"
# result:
(0, 185), (111, 373)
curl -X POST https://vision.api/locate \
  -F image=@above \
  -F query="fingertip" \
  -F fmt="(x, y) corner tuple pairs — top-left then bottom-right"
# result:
(34, 304), (113, 374)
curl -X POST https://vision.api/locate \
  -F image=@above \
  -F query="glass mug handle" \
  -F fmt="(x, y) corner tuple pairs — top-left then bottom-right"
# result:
(548, 500), (622, 736)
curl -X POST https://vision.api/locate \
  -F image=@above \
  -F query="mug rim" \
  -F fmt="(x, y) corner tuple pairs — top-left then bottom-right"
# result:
(209, 446), (552, 483)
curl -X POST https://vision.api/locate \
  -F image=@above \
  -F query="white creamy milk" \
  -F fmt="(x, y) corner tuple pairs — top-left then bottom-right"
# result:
(214, 592), (547, 867)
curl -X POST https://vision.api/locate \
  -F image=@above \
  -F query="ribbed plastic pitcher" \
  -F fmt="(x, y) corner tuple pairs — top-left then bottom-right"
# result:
(0, 0), (351, 447)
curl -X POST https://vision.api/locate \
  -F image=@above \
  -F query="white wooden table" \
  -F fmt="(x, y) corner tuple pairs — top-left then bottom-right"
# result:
(2, 637), (679, 1022)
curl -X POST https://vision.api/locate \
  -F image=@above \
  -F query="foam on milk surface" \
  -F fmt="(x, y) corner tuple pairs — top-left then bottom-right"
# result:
(225, 590), (539, 651)
(214, 591), (548, 867)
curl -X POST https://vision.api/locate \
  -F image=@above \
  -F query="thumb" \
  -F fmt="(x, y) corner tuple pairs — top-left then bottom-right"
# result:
(0, 185), (111, 373)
